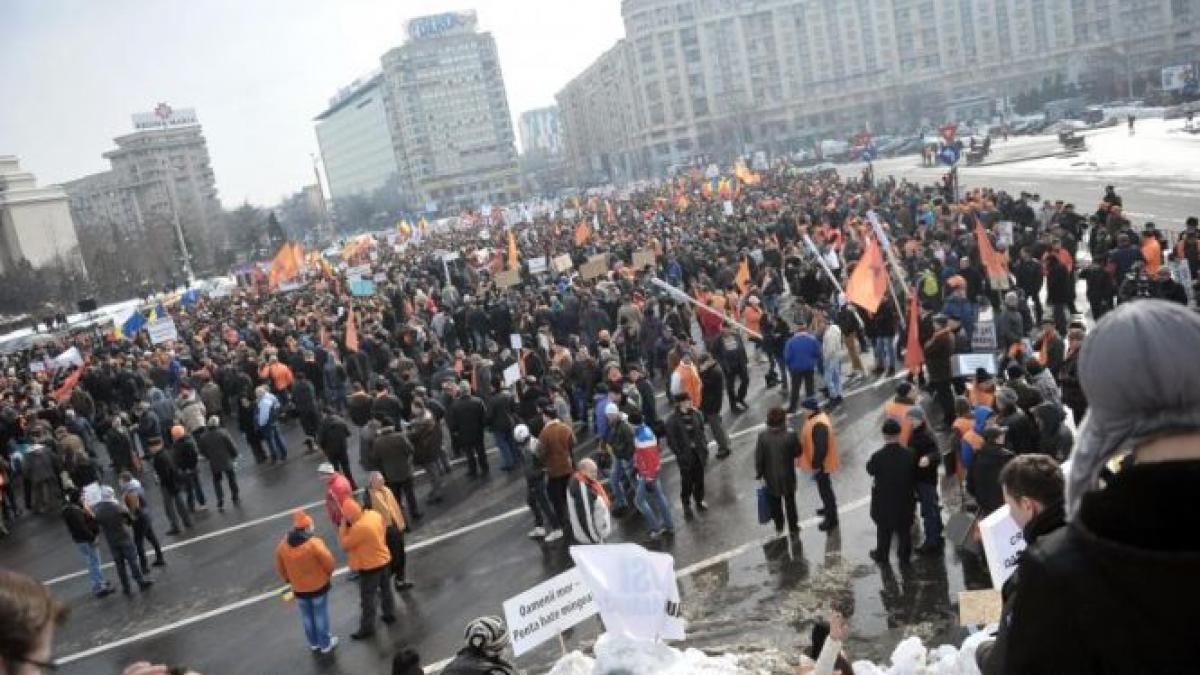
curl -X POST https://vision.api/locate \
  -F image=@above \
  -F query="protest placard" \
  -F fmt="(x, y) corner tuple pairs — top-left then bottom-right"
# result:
(953, 353), (997, 377)
(528, 256), (548, 275)
(580, 254), (608, 280)
(502, 363), (521, 388)
(570, 544), (685, 642)
(502, 567), (598, 657)
(631, 249), (656, 270)
(553, 254), (574, 273)
(348, 278), (376, 297)
(510, 334), (522, 350)
(147, 318), (178, 345)
(958, 589), (1003, 626)
(494, 269), (520, 288)
(979, 504), (1026, 589)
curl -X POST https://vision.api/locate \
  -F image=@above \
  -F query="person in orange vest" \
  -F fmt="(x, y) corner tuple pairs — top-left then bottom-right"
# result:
(274, 510), (338, 653)
(670, 352), (703, 410)
(338, 498), (395, 640)
(259, 352), (295, 407)
(743, 296), (765, 363)
(798, 398), (840, 531)
(882, 382), (917, 447)
(1141, 222), (1163, 277)
(950, 397), (984, 483)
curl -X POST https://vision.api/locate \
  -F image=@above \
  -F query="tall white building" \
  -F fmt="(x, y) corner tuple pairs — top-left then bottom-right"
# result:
(0, 156), (86, 277)
(559, 0), (1200, 182)
(518, 107), (564, 157)
(380, 11), (522, 211)
(314, 72), (401, 204)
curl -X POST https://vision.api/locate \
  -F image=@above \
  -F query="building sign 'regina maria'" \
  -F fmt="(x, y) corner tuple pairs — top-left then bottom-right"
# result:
(404, 10), (477, 41)
(132, 106), (199, 130)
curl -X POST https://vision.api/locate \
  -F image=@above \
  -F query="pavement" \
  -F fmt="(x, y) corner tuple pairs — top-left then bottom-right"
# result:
(1, 356), (983, 674)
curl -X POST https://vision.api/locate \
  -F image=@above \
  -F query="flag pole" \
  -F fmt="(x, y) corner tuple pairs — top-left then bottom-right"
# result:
(649, 278), (762, 340)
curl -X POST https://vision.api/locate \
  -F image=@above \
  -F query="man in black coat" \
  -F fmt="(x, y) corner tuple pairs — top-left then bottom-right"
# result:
(149, 439), (191, 534)
(967, 426), (1015, 516)
(712, 326), (749, 411)
(866, 419), (916, 563)
(975, 454), (1065, 675)
(698, 355), (731, 458)
(995, 388), (1038, 454)
(196, 416), (239, 512)
(923, 315), (956, 428)
(446, 384), (489, 477)
(317, 409), (355, 488)
(907, 408), (943, 553)
(374, 424), (421, 520)
(664, 393), (708, 517)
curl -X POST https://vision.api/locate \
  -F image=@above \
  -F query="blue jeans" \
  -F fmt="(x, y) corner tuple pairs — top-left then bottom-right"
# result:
(77, 541), (107, 593)
(609, 458), (631, 508)
(493, 430), (518, 470)
(261, 423), (287, 460)
(874, 336), (896, 371)
(825, 359), (843, 399)
(916, 482), (943, 544)
(297, 592), (333, 649)
(635, 477), (674, 532)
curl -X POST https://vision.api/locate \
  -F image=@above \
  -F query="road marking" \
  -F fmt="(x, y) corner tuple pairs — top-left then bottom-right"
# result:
(41, 435), (600, 588)
(55, 486), (874, 668)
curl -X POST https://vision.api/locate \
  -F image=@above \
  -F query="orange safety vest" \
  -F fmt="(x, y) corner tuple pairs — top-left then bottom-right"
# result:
(798, 412), (840, 473)
(674, 363), (702, 409)
(883, 400), (914, 446)
(1142, 237), (1162, 276)
(952, 416), (983, 480)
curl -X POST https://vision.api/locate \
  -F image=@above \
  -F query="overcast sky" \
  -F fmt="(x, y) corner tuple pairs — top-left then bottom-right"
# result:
(1, 0), (624, 208)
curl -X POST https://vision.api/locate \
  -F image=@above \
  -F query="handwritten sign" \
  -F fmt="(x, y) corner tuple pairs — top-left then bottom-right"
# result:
(528, 256), (548, 275)
(553, 254), (574, 273)
(979, 504), (1026, 589)
(494, 269), (520, 289)
(502, 568), (597, 656)
(580, 254), (609, 280)
(632, 249), (656, 270)
(971, 318), (997, 352)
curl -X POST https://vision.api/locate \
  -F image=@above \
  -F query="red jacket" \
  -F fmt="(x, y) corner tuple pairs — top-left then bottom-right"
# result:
(324, 473), (353, 526)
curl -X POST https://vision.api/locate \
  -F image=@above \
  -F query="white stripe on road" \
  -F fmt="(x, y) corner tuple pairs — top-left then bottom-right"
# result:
(55, 488), (873, 668)
(42, 436), (600, 587)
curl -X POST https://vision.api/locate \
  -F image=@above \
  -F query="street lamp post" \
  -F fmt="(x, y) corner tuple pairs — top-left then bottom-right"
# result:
(154, 102), (195, 286)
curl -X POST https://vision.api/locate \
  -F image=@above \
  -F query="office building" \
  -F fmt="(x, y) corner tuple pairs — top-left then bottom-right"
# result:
(314, 72), (401, 204)
(557, 40), (645, 185)
(558, 0), (1200, 182)
(518, 106), (564, 157)
(380, 11), (522, 211)
(0, 156), (87, 277)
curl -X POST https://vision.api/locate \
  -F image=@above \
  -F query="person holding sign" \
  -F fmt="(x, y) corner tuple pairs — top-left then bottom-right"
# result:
(974, 454), (1064, 675)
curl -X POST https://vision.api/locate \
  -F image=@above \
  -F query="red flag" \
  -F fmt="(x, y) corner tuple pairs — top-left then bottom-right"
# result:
(845, 236), (889, 314)
(52, 363), (85, 403)
(975, 218), (1009, 287)
(904, 291), (924, 374)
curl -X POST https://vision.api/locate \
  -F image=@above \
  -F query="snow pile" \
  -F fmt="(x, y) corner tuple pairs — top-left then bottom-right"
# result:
(547, 630), (995, 675)
(547, 633), (746, 675)
(849, 630), (992, 675)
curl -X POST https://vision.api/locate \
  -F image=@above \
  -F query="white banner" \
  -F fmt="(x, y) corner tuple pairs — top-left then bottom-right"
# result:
(569, 544), (685, 642)
(503, 567), (598, 657)
(146, 318), (178, 345)
(979, 504), (1026, 589)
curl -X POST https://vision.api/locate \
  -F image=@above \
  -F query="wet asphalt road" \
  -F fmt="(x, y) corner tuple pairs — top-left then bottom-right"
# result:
(1, 355), (982, 674)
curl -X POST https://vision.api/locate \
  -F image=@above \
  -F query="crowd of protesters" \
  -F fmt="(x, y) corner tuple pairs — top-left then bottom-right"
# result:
(1, 156), (1197, 673)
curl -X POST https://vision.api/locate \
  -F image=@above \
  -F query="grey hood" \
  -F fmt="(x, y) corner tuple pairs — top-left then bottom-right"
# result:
(1068, 300), (1200, 516)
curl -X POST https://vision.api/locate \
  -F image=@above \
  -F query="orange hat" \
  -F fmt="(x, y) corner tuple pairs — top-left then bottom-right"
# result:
(292, 509), (313, 530)
(340, 498), (362, 523)
(170, 425), (186, 441)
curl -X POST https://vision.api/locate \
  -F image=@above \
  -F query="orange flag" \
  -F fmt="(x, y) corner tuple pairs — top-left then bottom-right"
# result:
(605, 200), (616, 225)
(268, 243), (299, 288)
(903, 290), (924, 374)
(975, 218), (1009, 286)
(507, 229), (519, 270)
(574, 220), (591, 247)
(290, 242), (305, 272)
(52, 363), (86, 402)
(845, 236), (889, 314)
(734, 257), (750, 294)
(345, 306), (359, 353)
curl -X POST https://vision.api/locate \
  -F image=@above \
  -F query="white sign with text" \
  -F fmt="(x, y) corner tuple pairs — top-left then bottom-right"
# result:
(979, 504), (1026, 589)
(146, 318), (178, 345)
(502, 567), (598, 657)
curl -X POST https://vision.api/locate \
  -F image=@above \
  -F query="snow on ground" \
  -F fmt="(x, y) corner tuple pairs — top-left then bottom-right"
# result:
(547, 630), (995, 675)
